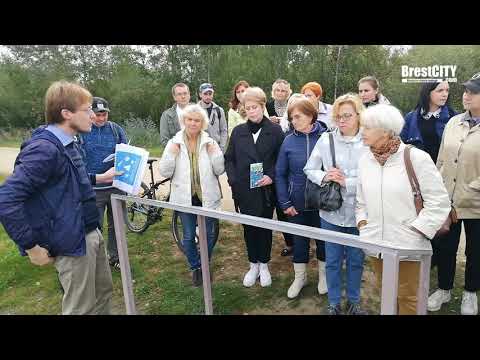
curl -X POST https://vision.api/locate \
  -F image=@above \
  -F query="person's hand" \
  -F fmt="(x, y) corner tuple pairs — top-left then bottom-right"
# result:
(170, 143), (181, 156)
(256, 175), (273, 187)
(357, 220), (367, 230)
(207, 142), (220, 155)
(269, 116), (280, 124)
(25, 245), (54, 266)
(97, 167), (123, 184)
(324, 168), (345, 187)
(284, 206), (298, 217)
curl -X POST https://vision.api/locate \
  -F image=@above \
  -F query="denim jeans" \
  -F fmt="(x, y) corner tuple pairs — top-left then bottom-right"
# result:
(321, 218), (364, 306)
(289, 210), (325, 263)
(177, 211), (217, 270)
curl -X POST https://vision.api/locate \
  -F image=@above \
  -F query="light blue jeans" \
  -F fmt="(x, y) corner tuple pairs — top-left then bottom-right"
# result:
(177, 212), (217, 271)
(321, 218), (365, 306)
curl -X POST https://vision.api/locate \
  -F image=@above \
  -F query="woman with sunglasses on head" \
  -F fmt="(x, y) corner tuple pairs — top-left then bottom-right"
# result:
(304, 93), (368, 315)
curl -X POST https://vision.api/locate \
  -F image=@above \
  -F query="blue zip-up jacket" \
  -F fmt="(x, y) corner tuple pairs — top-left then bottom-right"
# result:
(80, 121), (127, 189)
(275, 121), (326, 212)
(0, 126), (99, 257)
(400, 105), (456, 150)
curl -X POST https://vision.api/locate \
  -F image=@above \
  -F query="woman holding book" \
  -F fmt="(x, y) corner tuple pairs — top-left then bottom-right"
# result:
(159, 104), (225, 287)
(225, 87), (285, 288)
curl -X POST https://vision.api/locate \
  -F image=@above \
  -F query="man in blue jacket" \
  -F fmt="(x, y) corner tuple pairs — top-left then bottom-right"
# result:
(79, 96), (128, 269)
(0, 81), (119, 315)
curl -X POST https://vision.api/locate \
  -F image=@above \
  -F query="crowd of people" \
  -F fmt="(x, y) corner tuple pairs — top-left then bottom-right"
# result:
(1, 72), (480, 315)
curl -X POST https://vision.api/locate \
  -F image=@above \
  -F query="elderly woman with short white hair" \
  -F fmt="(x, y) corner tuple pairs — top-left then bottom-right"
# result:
(159, 104), (225, 287)
(356, 104), (450, 315)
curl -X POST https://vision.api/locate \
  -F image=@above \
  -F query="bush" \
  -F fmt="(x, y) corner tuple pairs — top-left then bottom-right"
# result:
(122, 115), (161, 148)
(0, 127), (33, 145)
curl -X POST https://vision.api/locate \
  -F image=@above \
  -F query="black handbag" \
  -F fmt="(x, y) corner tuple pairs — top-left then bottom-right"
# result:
(305, 132), (343, 211)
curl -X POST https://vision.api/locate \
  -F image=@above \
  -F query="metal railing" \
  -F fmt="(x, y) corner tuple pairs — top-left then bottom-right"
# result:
(111, 194), (432, 315)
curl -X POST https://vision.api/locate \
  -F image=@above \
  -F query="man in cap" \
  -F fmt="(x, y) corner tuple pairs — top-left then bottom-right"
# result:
(78, 96), (128, 270)
(160, 83), (194, 146)
(198, 83), (228, 152)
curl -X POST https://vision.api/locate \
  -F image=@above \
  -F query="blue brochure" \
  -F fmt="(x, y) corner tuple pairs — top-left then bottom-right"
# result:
(250, 162), (263, 189)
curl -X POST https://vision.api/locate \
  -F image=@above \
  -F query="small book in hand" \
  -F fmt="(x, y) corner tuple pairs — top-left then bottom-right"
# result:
(250, 162), (263, 189)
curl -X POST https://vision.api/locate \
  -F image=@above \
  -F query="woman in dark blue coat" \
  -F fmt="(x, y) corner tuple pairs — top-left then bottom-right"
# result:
(275, 98), (327, 299)
(400, 80), (456, 164)
(400, 80), (456, 269)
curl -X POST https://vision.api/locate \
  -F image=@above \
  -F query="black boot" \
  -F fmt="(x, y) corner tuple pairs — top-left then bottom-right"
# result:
(192, 268), (203, 287)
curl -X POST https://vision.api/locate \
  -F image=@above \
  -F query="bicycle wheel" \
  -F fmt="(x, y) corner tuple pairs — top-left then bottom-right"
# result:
(124, 182), (151, 233)
(171, 211), (219, 254)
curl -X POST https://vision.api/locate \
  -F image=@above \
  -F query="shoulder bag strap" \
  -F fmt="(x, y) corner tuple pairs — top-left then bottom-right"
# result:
(329, 132), (336, 168)
(404, 145), (424, 214)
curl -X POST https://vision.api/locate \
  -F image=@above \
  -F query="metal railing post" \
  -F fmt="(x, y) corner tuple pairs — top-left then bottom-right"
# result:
(111, 194), (433, 316)
(111, 197), (137, 315)
(416, 254), (431, 315)
(197, 215), (213, 315)
(380, 252), (400, 315)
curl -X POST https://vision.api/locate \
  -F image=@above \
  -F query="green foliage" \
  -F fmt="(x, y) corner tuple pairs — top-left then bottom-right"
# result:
(1, 45), (478, 131)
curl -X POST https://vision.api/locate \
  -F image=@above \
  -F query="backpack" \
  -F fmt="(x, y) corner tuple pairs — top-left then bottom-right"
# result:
(75, 121), (122, 161)
(76, 121), (122, 145)
(209, 107), (223, 126)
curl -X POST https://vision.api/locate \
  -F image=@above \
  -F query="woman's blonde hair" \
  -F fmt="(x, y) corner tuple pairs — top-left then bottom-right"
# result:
(180, 104), (209, 131)
(271, 79), (292, 99)
(331, 93), (365, 125)
(243, 87), (267, 107)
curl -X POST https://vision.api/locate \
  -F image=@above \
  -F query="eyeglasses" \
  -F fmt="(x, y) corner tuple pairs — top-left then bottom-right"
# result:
(336, 113), (357, 122)
(81, 107), (94, 115)
(245, 104), (259, 111)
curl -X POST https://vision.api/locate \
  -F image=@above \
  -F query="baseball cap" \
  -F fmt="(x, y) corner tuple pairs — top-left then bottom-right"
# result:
(199, 83), (214, 94)
(92, 97), (110, 113)
(463, 72), (480, 94)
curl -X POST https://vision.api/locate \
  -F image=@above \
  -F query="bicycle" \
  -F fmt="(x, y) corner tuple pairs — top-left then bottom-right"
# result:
(123, 158), (219, 254)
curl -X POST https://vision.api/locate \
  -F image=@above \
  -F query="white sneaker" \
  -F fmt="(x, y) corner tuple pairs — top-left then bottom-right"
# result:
(461, 291), (478, 315)
(428, 289), (451, 312)
(243, 262), (260, 287)
(259, 262), (272, 287)
(287, 263), (307, 299)
(318, 261), (328, 295)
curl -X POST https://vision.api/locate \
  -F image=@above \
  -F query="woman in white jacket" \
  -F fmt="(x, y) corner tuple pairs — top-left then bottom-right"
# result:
(159, 104), (225, 287)
(356, 104), (450, 315)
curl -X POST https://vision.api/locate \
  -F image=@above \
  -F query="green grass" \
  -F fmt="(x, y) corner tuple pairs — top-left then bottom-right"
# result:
(145, 146), (164, 158)
(0, 140), (21, 148)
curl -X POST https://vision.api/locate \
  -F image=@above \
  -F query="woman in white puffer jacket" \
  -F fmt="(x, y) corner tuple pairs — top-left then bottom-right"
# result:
(159, 104), (225, 287)
(356, 104), (450, 315)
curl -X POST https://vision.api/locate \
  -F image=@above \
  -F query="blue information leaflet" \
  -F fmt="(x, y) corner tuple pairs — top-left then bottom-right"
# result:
(112, 143), (149, 195)
(115, 152), (142, 186)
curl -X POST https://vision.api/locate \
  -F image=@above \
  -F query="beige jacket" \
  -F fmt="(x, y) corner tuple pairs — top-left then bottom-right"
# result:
(356, 143), (450, 255)
(437, 112), (480, 219)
